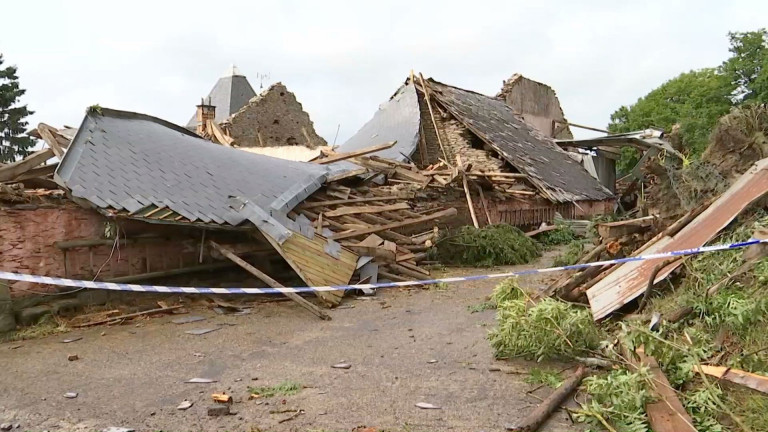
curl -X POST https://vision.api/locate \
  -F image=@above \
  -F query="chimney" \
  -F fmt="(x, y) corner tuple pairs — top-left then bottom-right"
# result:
(196, 97), (216, 136)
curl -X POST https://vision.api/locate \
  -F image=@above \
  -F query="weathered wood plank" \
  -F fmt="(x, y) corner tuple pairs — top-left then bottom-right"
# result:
(325, 203), (410, 217)
(0, 148), (54, 182)
(301, 195), (409, 209)
(329, 208), (457, 241)
(209, 241), (331, 320)
(314, 141), (396, 164)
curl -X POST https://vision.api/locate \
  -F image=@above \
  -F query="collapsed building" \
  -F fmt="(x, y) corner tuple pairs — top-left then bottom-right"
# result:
(0, 71), (621, 332)
(187, 66), (327, 154)
(326, 75), (614, 228)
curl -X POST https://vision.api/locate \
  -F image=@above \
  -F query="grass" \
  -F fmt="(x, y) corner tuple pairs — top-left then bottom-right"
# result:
(428, 282), (449, 292)
(525, 367), (564, 388)
(8, 314), (69, 341)
(488, 278), (603, 361)
(432, 224), (540, 267)
(536, 225), (577, 248)
(248, 380), (303, 398)
(467, 301), (496, 313)
(552, 240), (586, 267)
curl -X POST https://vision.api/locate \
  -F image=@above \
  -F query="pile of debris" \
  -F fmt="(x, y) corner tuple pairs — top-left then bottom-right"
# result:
(497, 105), (768, 432)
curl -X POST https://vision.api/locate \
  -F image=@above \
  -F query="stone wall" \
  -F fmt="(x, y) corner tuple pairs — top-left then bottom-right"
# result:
(497, 74), (573, 139)
(223, 82), (327, 149)
(414, 91), (505, 171)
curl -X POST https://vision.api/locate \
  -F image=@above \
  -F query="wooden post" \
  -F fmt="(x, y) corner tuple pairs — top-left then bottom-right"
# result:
(476, 184), (493, 225)
(457, 155), (479, 228)
(418, 72), (450, 165)
(209, 241), (331, 320)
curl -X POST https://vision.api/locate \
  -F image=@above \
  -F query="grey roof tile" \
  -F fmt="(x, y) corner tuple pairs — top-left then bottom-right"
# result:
(56, 108), (333, 237)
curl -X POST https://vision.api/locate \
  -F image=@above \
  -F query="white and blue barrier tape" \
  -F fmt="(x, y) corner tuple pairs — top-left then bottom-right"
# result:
(1, 239), (766, 295)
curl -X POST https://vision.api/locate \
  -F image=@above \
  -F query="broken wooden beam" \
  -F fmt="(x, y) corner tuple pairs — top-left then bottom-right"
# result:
(209, 241), (331, 320)
(596, 215), (656, 240)
(633, 347), (696, 432)
(0, 148), (54, 182)
(37, 123), (66, 159)
(103, 261), (238, 283)
(301, 195), (411, 209)
(524, 225), (558, 237)
(73, 305), (183, 327)
(505, 364), (588, 432)
(388, 264), (430, 280)
(325, 203), (410, 217)
(344, 245), (396, 262)
(207, 120), (234, 146)
(315, 141), (396, 164)
(696, 365), (768, 394)
(458, 156), (479, 229)
(325, 168), (368, 183)
(329, 208), (457, 241)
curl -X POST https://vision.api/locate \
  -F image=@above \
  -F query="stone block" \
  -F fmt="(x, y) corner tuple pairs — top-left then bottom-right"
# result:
(50, 298), (83, 314)
(15, 305), (52, 326)
(207, 404), (230, 417)
(76, 289), (110, 306)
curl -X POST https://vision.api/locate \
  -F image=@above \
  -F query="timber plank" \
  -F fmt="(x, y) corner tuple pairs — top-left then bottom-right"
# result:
(301, 195), (409, 209)
(315, 141), (396, 164)
(325, 203), (410, 217)
(330, 208), (457, 241)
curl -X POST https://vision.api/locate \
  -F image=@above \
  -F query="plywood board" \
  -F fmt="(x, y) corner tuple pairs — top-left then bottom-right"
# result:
(267, 231), (358, 306)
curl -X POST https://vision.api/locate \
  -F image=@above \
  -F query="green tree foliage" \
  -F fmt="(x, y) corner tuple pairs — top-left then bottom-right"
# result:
(609, 29), (768, 173)
(608, 69), (733, 173)
(722, 29), (768, 103)
(0, 54), (35, 162)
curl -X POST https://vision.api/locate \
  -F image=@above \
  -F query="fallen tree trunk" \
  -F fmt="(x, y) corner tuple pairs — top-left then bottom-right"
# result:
(505, 364), (588, 432)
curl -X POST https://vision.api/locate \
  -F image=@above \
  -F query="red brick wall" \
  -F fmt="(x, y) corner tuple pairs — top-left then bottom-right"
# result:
(1, 205), (103, 292)
(1, 205), (203, 298)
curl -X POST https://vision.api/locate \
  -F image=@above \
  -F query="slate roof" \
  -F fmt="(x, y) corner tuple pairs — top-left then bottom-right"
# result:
(336, 83), (421, 162)
(56, 108), (334, 242)
(186, 73), (257, 128)
(426, 79), (614, 203)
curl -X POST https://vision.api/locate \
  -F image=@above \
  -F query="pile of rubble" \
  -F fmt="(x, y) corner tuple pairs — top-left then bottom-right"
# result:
(499, 104), (768, 432)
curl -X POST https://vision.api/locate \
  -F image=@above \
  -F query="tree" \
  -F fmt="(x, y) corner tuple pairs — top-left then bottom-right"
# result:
(608, 29), (768, 174)
(608, 69), (733, 173)
(721, 29), (768, 103)
(0, 54), (35, 163)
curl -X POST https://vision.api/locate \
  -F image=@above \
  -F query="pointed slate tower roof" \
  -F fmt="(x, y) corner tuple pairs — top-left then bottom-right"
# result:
(186, 65), (257, 128)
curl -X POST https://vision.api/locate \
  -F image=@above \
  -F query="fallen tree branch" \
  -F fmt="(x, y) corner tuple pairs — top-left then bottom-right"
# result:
(505, 364), (588, 432)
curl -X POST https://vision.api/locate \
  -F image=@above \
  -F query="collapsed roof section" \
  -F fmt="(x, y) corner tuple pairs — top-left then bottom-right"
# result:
(56, 108), (337, 242)
(186, 66), (257, 128)
(338, 83), (421, 163)
(336, 76), (614, 203)
(426, 79), (613, 203)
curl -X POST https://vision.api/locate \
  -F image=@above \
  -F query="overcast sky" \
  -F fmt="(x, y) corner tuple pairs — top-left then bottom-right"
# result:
(3, 0), (767, 143)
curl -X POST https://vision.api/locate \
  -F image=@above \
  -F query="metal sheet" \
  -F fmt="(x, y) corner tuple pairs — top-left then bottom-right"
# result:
(587, 159), (768, 320)
(334, 84), (420, 163)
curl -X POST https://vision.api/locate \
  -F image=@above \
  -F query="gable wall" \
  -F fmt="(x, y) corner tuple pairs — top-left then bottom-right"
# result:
(224, 83), (328, 149)
(498, 75), (573, 139)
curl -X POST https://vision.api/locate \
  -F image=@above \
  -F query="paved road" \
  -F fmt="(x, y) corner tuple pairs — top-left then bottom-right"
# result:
(0, 251), (579, 431)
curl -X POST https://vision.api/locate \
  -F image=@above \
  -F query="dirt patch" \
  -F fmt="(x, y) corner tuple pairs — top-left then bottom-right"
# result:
(0, 250), (581, 432)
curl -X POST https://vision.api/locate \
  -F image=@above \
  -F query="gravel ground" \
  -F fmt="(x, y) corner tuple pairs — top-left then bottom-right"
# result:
(0, 249), (582, 432)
